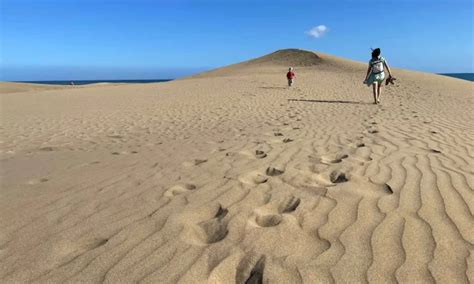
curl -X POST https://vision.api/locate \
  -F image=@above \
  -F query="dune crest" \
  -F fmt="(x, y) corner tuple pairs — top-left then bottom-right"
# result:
(190, 48), (329, 79)
(245, 48), (322, 67)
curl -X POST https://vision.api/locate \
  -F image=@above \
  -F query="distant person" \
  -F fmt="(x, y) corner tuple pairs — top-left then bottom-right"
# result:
(70, 81), (75, 86)
(363, 48), (394, 104)
(287, 67), (296, 87)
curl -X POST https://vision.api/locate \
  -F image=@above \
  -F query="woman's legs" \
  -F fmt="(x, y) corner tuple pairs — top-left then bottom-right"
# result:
(377, 82), (383, 103)
(372, 83), (378, 104)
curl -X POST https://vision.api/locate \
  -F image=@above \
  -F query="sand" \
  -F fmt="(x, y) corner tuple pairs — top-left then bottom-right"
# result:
(0, 49), (473, 283)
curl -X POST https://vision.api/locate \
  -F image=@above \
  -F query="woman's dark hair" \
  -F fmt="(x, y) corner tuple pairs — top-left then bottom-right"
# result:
(372, 48), (381, 59)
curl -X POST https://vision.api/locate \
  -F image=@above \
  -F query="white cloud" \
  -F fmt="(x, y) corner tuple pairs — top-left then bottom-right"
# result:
(306, 25), (329, 38)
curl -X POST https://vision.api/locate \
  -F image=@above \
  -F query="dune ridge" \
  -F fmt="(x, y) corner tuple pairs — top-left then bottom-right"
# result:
(0, 49), (473, 283)
(189, 49), (325, 79)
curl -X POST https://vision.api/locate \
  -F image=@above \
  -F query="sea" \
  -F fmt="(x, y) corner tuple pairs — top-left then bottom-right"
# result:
(438, 73), (474, 82)
(17, 79), (173, 85)
(14, 74), (474, 84)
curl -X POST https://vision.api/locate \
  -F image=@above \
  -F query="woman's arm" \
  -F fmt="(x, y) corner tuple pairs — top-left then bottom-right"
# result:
(364, 64), (372, 81)
(384, 61), (392, 77)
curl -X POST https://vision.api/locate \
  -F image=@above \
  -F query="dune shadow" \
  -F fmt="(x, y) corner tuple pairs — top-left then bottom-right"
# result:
(259, 86), (288, 90)
(288, 99), (370, 105)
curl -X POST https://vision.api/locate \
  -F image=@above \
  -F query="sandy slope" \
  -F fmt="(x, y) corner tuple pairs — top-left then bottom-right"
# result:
(0, 49), (473, 283)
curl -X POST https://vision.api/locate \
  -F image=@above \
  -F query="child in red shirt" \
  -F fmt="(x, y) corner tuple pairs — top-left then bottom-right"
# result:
(287, 67), (296, 87)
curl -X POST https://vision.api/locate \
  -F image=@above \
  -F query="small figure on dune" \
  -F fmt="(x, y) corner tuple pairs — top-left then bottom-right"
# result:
(287, 67), (296, 87)
(363, 48), (394, 104)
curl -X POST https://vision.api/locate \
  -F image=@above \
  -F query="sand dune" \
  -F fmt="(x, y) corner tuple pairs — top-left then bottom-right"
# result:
(0, 82), (130, 95)
(0, 49), (473, 283)
(0, 82), (72, 94)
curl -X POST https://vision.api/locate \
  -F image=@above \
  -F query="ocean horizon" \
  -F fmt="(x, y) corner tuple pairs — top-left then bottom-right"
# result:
(10, 73), (473, 85)
(438, 73), (474, 81)
(13, 79), (173, 85)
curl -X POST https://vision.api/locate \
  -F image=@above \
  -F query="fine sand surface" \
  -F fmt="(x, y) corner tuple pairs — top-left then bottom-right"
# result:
(0, 49), (473, 283)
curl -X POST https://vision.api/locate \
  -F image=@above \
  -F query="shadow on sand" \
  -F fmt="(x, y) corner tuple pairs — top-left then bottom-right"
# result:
(288, 99), (371, 105)
(259, 86), (288, 90)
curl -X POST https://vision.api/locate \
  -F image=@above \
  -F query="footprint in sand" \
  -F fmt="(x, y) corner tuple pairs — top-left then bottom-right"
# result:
(368, 129), (379, 134)
(274, 132), (283, 137)
(265, 167), (284, 176)
(255, 214), (283, 227)
(321, 154), (349, 164)
(277, 196), (301, 213)
(27, 177), (50, 185)
(253, 195), (301, 227)
(254, 175), (269, 184)
(191, 205), (229, 245)
(194, 159), (208, 165)
(383, 184), (394, 194)
(255, 150), (267, 159)
(329, 170), (349, 183)
(244, 256), (265, 284)
(429, 149), (442, 154)
(363, 181), (395, 196)
(329, 174), (394, 197)
(239, 171), (269, 185)
(164, 183), (197, 197)
(235, 255), (266, 284)
(282, 138), (293, 143)
(198, 205), (229, 244)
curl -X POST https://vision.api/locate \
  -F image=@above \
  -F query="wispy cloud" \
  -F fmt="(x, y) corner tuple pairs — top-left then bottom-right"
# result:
(306, 25), (329, 38)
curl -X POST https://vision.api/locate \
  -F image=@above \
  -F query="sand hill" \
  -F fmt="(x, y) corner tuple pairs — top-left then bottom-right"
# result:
(190, 49), (357, 79)
(0, 49), (473, 283)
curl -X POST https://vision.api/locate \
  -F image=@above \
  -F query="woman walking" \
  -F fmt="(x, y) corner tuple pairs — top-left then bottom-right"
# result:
(364, 48), (393, 104)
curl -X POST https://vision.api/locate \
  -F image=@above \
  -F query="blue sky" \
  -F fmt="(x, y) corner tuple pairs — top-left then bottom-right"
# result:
(1, 0), (472, 80)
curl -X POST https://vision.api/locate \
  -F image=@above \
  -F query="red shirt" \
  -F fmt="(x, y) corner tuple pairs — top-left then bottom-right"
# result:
(287, 71), (295, 79)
